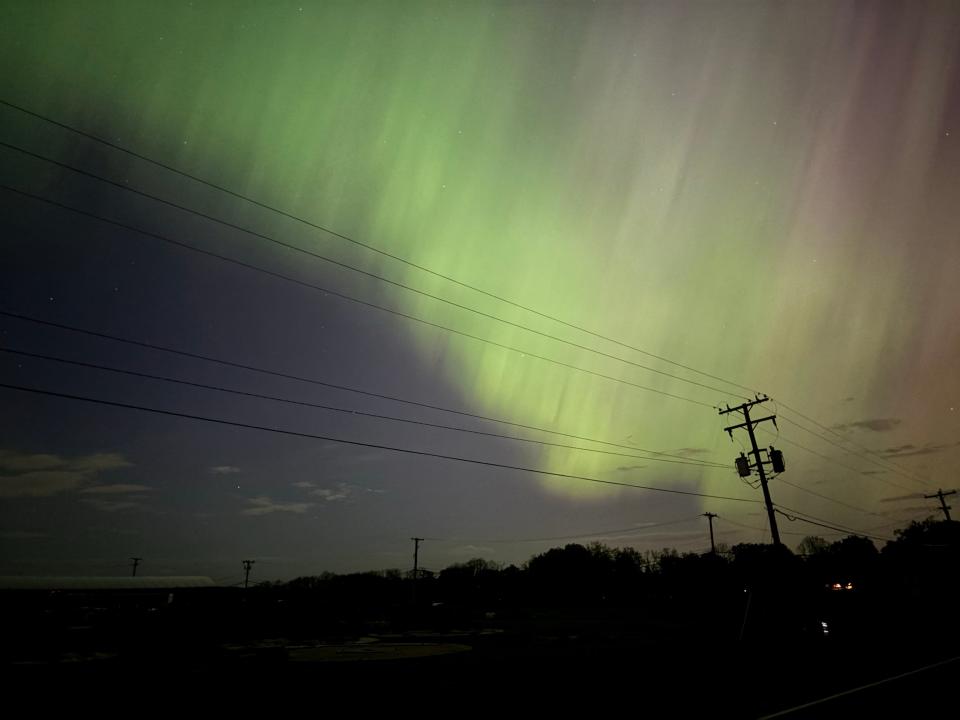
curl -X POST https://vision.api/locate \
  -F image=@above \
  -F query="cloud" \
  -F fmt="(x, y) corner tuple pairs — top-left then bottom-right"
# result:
(68, 453), (131, 472)
(295, 481), (383, 499)
(879, 493), (924, 503)
(80, 484), (153, 495)
(0, 450), (129, 473)
(0, 449), (132, 498)
(81, 498), (145, 513)
(673, 447), (710, 456)
(0, 451), (66, 473)
(861, 470), (885, 476)
(310, 483), (352, 502)
(210, 465), (241, 475)
(879, 505), (937, 518)
(613, 464), (647, 473)
(0, 470), (88, 497)
(452, 545), (495, 556)
(880, 441), (959, 458)
(242, 496), (314, 516)
(832, 418), (902, 433)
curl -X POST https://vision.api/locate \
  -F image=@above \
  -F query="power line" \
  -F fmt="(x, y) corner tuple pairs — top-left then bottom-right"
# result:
(718, 515), (846, 539)
(2, 100), (924, 490)
(0, 188), (919, 503)
(0, 98), (760, 399)
(773, 508), (894, 543)
(0, 345), (726, 469)
(432, 515), (703, 545)
(0, 141), (745, 402)
(717, 498), (892, 542)
(775, 478), (885, 519)
(753, 403), (926, 492)
(861, 508), (949, 535)
(774, 502), (896, 541)
(0, 184), (717, 410)
(776, 413), (929, 488)
(757, 426), (920, 494)
(0, 309), (721, 465)
(773, 503), (871, 536)
(0, 381), (764, 504)
(9, 331), (886, 523)
(715, 516), (769, 534)
(773, 397), (929, 482)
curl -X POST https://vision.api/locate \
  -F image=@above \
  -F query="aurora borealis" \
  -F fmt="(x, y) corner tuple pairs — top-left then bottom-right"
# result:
(1, 1), (958, 579)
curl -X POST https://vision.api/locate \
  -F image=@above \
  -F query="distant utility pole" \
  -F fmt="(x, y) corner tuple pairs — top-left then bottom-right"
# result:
(411, 537), (424, 605)
(720, 394), (786, 547)
(130, 557), (142, 577)
(703, 512), (718, 554)
(924, 489), (956, 522)
(242, 559), (256, 589)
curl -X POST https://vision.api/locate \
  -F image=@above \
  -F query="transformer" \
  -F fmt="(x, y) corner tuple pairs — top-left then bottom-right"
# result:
(735, 453), (751, 477)
(769, 447), (785, 473)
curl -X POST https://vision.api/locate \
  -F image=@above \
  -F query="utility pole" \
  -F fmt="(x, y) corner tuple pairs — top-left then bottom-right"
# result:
(130, 557), (141, 577)
(411, 537), (423, 605)
(242, 559), (255, 589)
(924, 489), (956, 522)
(703, 512), (718, 554)
(720, 394), (785, 547)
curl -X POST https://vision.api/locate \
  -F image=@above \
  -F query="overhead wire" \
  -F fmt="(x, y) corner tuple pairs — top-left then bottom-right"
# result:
(772, 397), (929, 482)
(0, 98), (761, 398)
(773, 503), (895, 542)
(723, 402), (919, 504)
(0, 346), (727, 469)
(0, 183), (717, 410)
(774, 508), (894, 543)
(757, 426), (919, 494)
(775, 412), (929, 487)
(775, 477), (885, 519)
(719, 514), (847, 540)
(0, 310), (723, 466)
(0, 140), (747, 403)
(429, 514), (703, 545)
(0, 381), (764, 504)
(0, 101), (931, 528)
(2, 105), (923, 495)
(2, 100), (932, 509)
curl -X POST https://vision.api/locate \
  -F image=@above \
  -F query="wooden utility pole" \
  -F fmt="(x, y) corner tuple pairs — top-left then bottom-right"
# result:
(411, 537), (424, 605)
(130, 557), (142, 577)
(720, 395), (784, 546)
(924, 489), (955, 522)
(703, 512), (718, 554)
(242, 559), (255, 589)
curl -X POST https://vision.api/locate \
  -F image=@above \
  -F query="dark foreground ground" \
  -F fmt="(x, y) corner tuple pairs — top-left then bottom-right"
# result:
(5, 596), (958, 717)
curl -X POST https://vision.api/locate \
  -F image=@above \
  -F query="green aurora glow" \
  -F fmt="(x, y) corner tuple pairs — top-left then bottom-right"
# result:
(2, 1), (958, 522)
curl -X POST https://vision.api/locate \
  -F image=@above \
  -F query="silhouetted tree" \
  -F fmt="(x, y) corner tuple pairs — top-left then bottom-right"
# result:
(796, 535), (830, 556)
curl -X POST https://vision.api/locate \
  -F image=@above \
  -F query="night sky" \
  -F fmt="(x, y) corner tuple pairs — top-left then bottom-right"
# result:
(1, 0), (958, 583)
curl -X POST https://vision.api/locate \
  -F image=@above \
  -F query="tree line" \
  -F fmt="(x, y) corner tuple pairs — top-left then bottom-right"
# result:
(242, 518), (958, 643)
